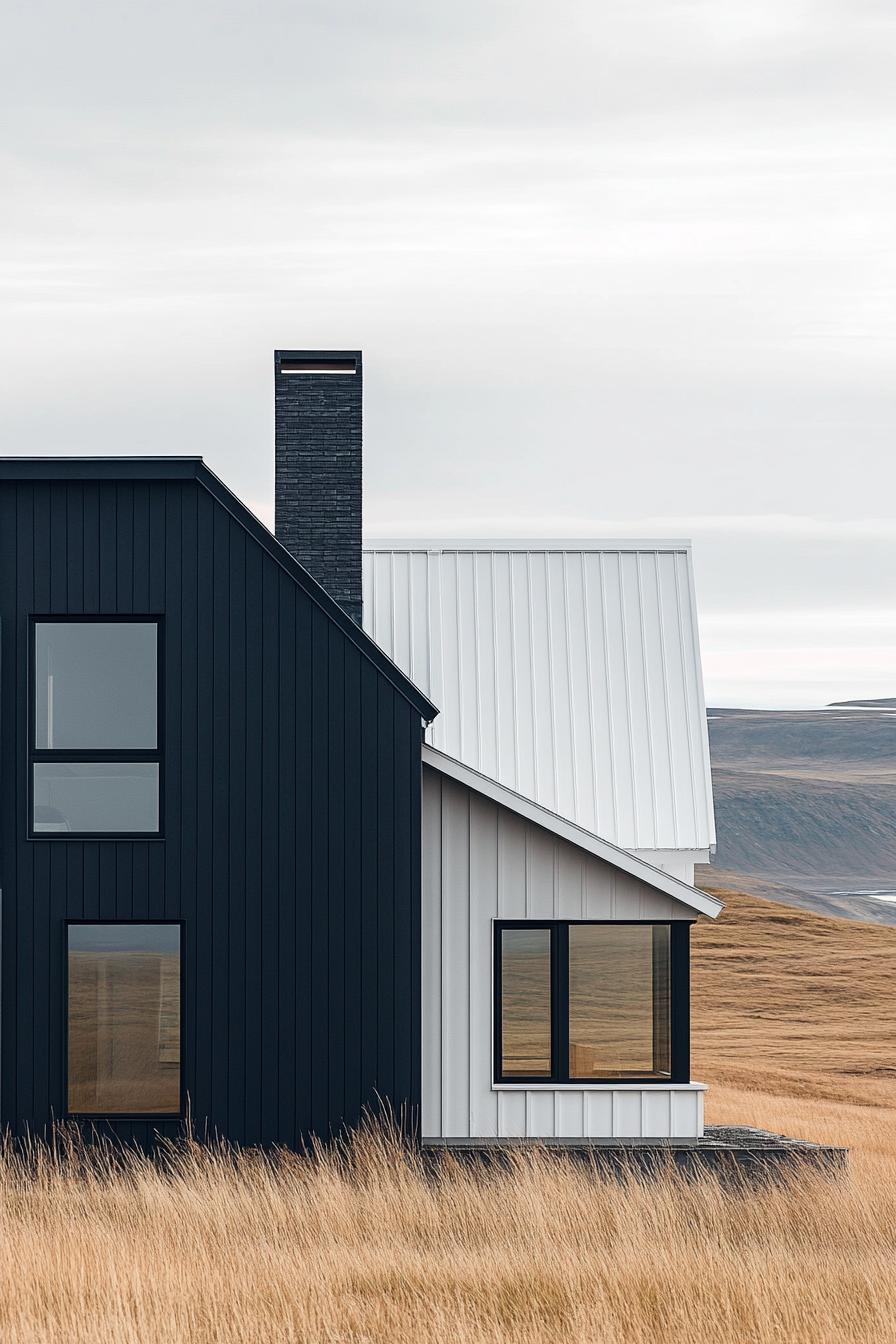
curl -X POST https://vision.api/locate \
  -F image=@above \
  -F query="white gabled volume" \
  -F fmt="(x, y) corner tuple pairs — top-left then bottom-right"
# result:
(421, 764), (709, 1142)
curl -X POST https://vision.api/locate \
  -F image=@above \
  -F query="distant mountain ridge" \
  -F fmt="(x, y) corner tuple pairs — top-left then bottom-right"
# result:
(699, 699), (896, 924)
(828, 697), (896, 709)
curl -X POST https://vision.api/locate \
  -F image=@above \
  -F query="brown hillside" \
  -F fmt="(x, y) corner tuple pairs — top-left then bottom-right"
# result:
(693, 885), (896, 1109)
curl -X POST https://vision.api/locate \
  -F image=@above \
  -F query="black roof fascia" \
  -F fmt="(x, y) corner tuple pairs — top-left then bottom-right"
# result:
(0, 457), (201, 481)
(274, 349), (362, 362)
(0, 457), (438, 723)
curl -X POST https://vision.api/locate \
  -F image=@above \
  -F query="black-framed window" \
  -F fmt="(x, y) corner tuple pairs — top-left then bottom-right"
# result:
(494, 921), (690, 1085)
(30, 618), (161, 837)
(66, 922), (183, 1118)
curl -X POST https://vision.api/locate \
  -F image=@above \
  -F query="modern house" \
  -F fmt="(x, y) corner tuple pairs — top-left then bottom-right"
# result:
(0, 349), (720, 1149)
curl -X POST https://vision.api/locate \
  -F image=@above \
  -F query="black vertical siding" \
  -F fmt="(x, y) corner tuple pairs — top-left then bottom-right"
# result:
(0, 475), (424, 1147)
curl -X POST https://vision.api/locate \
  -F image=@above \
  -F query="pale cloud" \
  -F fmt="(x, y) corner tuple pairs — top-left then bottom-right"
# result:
(2, 0), (895, 707)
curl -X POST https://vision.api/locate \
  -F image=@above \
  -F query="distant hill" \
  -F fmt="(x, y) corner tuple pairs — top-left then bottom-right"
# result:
(698, 701), (896, 924)
(829, 696), (896, 709)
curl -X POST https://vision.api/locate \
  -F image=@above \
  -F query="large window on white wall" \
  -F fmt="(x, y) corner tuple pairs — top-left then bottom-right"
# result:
(494, 921), (689, 1085)
(31, 619), (161, 836)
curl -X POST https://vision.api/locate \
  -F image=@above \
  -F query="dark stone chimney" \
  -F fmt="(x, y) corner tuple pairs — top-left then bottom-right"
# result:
(274, 349), (363, 624)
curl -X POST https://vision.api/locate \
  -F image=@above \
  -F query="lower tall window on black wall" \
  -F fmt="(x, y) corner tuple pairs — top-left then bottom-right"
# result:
(495, 921), (688, 1085)
(67, 924), (182, 1117)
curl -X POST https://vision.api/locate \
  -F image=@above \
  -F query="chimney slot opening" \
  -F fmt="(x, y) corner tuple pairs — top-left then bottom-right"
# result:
(280, 357), (357, 375)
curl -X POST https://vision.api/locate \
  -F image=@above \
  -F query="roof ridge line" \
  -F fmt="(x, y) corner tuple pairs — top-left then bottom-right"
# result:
(364, 537), (693, 552)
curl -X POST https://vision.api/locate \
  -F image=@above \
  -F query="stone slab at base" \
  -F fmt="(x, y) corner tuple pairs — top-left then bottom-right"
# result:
(423, 1125), (847, 1179)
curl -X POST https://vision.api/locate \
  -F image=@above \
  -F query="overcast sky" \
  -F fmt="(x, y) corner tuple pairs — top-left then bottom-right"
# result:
(3, 0), (895, 707)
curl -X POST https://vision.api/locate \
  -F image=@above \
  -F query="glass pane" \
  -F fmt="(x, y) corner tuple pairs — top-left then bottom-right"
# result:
(35, 622), (157, 750)
(568, 924), (670, 1079)
(68, 924), (181, 1115)
(500, 927), (551, 1077)
(33, 763), (159, 834)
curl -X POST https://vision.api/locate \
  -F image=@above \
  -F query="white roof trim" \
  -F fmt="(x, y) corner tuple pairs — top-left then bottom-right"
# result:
(365, 538), (692, 553)
(422, 745), (722, 920)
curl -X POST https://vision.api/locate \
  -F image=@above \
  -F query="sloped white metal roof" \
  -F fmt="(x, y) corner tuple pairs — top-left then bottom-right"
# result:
(362, 540), (715, 852)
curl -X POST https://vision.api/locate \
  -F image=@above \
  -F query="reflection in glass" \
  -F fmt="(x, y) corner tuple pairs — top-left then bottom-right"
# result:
(35, 622), (157, 750)
(568, 924), (670, 1079)
(500, 927), (551, 1077)
(68, 924), (181, 1115)
(33, 763), (159, 834)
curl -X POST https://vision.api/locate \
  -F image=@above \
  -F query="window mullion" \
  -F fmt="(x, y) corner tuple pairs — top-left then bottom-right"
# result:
(32, 750), (160, 763)
(552, 925), (569, 1084)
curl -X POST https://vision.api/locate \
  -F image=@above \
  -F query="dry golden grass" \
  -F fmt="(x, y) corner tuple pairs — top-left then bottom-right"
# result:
(693, 885), (896, 1108)
(0, 887), (894, 1343)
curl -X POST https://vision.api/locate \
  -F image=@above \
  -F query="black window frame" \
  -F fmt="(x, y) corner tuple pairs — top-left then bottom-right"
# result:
(28, 615), (164, 840)
(493, 920), (691, 1086)
(64, 919), (186, 1122)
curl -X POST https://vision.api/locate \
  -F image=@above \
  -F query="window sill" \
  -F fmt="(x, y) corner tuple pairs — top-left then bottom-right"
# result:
(66, 1114), (184, 1122)
(492, 1081), (708, 1092)
(29, 834), (165, 842)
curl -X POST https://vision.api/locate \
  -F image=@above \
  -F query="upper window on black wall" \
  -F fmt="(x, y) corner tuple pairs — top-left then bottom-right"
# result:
(31, 620), (161, 837)
(35, 622), (157, 749)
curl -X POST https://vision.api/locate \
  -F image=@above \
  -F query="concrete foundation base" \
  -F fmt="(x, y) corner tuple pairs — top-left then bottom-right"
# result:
(423, 1125), (847, 1179)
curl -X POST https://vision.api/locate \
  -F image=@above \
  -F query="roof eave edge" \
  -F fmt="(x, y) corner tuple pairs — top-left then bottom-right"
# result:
(422, 745), (723, 919)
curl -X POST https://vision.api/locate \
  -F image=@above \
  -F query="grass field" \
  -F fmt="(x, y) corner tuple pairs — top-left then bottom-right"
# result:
(0, 888), (894, 1343)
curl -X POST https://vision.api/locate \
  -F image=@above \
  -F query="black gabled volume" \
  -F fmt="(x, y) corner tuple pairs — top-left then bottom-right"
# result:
(0, 470), (427, 1149)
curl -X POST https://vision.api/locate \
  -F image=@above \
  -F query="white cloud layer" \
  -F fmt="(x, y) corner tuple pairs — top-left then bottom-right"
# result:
(2, 0), (895, 707)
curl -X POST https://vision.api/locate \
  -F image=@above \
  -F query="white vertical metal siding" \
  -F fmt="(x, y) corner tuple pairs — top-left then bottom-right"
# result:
(364, 543), (715, 852)
(422, 765), (706, 1141)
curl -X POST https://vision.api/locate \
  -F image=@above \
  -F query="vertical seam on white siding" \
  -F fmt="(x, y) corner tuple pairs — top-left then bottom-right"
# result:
(684, 552), (714, 847)
(472, 553), (483, 771)
(560, 551), (579, 823)
(467, 788), (474, 1139)
(490, 553), (501, 778)
(635, 552), (659, 848)
(370, 553), (378, 645)
(525, 553), (539, 802)
(455, 552), (465, 762)
(579, 552), (601, 836)
(543, 551), (560, 812)
(422, 549), (430, 699)
(438, 775), (443, 1136)
(434, 551), (446, 752)
(407, 552), (416, 689)
(673, 556), (702, 846)
(389, 550), (396, 665)
(654, 551), (679, 847)
(615, 552), (639, 847)
(439, 776), (448, 1138)
(595, 553), (620, 842)
(507, 552), (520, 790)
(494, 810), (501, 1137)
